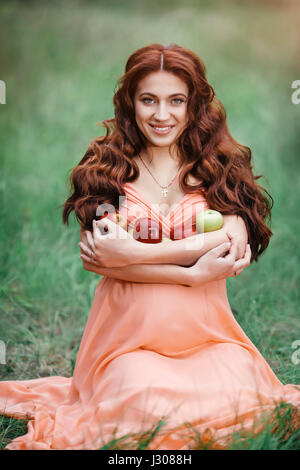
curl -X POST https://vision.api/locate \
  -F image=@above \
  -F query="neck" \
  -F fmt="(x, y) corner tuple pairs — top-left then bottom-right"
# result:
(140, 146), (181, 171)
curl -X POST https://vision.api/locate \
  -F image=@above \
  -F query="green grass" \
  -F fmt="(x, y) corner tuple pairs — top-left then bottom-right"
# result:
(0, 0), (300, 450)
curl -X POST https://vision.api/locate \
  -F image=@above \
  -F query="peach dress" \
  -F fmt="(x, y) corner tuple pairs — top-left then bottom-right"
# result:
(0, 182), (299, 450)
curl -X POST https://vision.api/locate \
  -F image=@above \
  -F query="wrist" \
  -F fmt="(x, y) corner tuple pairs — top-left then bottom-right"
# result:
(186, 266), (195, 287)
(182, 266), (194, 287)
(135, 241), (162, 264)
(186, 265), (205, 287)
(128, 240), (151, 265)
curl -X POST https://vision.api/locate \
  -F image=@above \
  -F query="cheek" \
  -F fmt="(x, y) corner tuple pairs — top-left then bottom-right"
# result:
(135, 103), (150, 119)
(136, 110), (150, 128)
(180, 110), (189, 128)
(173, 106), (188, 124)
(181, 108), (188, 121)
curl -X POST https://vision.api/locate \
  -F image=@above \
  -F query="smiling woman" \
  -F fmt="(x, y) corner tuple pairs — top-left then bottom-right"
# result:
(0, 42), (299, 450)
(135, 73), (189, 141)
(60, 43), (273, 263)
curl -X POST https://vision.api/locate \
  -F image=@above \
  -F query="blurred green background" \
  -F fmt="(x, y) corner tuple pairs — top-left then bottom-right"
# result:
(0, 0), (299, 391)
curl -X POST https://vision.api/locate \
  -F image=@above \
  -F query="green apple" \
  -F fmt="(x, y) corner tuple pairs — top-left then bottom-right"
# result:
(161, 237), (172, 242)
(196, 210), (223, 233)
(128, 228), (135, 238)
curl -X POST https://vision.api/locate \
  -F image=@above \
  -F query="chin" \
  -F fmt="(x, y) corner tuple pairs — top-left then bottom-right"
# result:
(146, 134), (178, 147)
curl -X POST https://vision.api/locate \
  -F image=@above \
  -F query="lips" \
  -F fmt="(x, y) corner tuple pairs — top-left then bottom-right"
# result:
(149, 124), (175, 135)
(149, 124), (175, 128)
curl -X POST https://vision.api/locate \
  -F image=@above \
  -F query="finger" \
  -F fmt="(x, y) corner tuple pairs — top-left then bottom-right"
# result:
(227, 232), (243, 260)
(240, 239), (249, 259)
(237, 242), (245, 261)
(85, 230), (96, 252)
(210, 241), (232, 258)
(80, 229), (87, 244)
(79, 242), (95, 259)
(226, 232), (238, 261)
(80, 253), (99, 266)
(232, 245), (251, 271)
(230, 269), (243, 278)
(241, 243), (251, 263)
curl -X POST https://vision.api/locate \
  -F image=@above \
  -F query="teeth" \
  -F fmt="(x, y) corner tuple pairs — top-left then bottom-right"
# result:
(153, 126), (171, 131)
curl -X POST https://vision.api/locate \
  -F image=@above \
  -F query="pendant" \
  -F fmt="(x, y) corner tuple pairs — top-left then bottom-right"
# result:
(162, 188), (168, 197)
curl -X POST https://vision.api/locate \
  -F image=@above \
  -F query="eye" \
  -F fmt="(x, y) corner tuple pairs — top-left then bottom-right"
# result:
(141, 97), (186, 105)
(142, 98), (155, 104)
(172, 98), (185, 104)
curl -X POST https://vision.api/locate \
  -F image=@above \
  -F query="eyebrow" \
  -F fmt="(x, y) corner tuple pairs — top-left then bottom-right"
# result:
(139, 92), (187, 98)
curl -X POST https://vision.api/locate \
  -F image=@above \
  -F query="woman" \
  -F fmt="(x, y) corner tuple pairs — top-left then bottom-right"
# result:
(0, 43), (299, 450)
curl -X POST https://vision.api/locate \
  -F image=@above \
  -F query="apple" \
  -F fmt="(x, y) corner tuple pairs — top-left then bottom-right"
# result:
(130, 217), (162, 243)
(113, 213), (127, 229)
(96, 211), (128, 232)
(96, 212), (109, 221)
(95, 211), (110, 233)
(196, 210), (223, 233)
(170, 223), (197, 240)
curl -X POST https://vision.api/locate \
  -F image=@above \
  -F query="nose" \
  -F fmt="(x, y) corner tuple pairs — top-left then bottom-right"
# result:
(153, 101), (170, 120)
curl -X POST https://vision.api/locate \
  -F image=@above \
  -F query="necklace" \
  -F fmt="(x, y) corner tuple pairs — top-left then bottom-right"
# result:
(138, 153), (180, 197)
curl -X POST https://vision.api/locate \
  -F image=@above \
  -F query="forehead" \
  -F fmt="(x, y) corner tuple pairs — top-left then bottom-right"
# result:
(135, 71), (188, 96)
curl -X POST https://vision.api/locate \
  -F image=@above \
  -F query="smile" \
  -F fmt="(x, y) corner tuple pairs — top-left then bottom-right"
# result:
(149, 124), (175, 135)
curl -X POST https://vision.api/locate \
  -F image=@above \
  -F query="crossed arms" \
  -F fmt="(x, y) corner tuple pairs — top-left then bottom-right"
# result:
(79, 215), (250, 287)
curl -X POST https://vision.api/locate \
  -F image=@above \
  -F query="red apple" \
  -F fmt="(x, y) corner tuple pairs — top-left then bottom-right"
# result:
(130, 217), (162, 243)
(170, 222), (197, 240)
(96, 211), (127, 232)
(95, 211), (109, 233)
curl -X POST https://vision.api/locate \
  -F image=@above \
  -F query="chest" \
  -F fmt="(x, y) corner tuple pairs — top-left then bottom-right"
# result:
(129, 165), (200, 218)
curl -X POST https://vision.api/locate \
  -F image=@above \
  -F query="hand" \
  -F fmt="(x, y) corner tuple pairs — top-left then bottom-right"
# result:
(79, 230), (102, 273)
(188, 234), (252, 286)
(222, 215), (248, 260)
(78, 218), (140, 268)
(226, 232), (251, 276)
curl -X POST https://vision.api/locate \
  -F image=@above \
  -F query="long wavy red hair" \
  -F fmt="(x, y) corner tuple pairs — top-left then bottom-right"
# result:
(61, 43), (273, 262)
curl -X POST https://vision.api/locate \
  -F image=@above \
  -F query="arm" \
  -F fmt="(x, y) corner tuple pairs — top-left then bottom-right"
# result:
(136, 215), (247, 267)
(79, 229), (193, 286)
(137, 228), (230, 267)
(80, 233), (251, 287)
(81, 259), (193, 287)
(188, 236), (252, 286)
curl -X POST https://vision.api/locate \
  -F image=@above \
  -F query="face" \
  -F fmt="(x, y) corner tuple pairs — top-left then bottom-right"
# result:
(134, 71), (189, 149)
